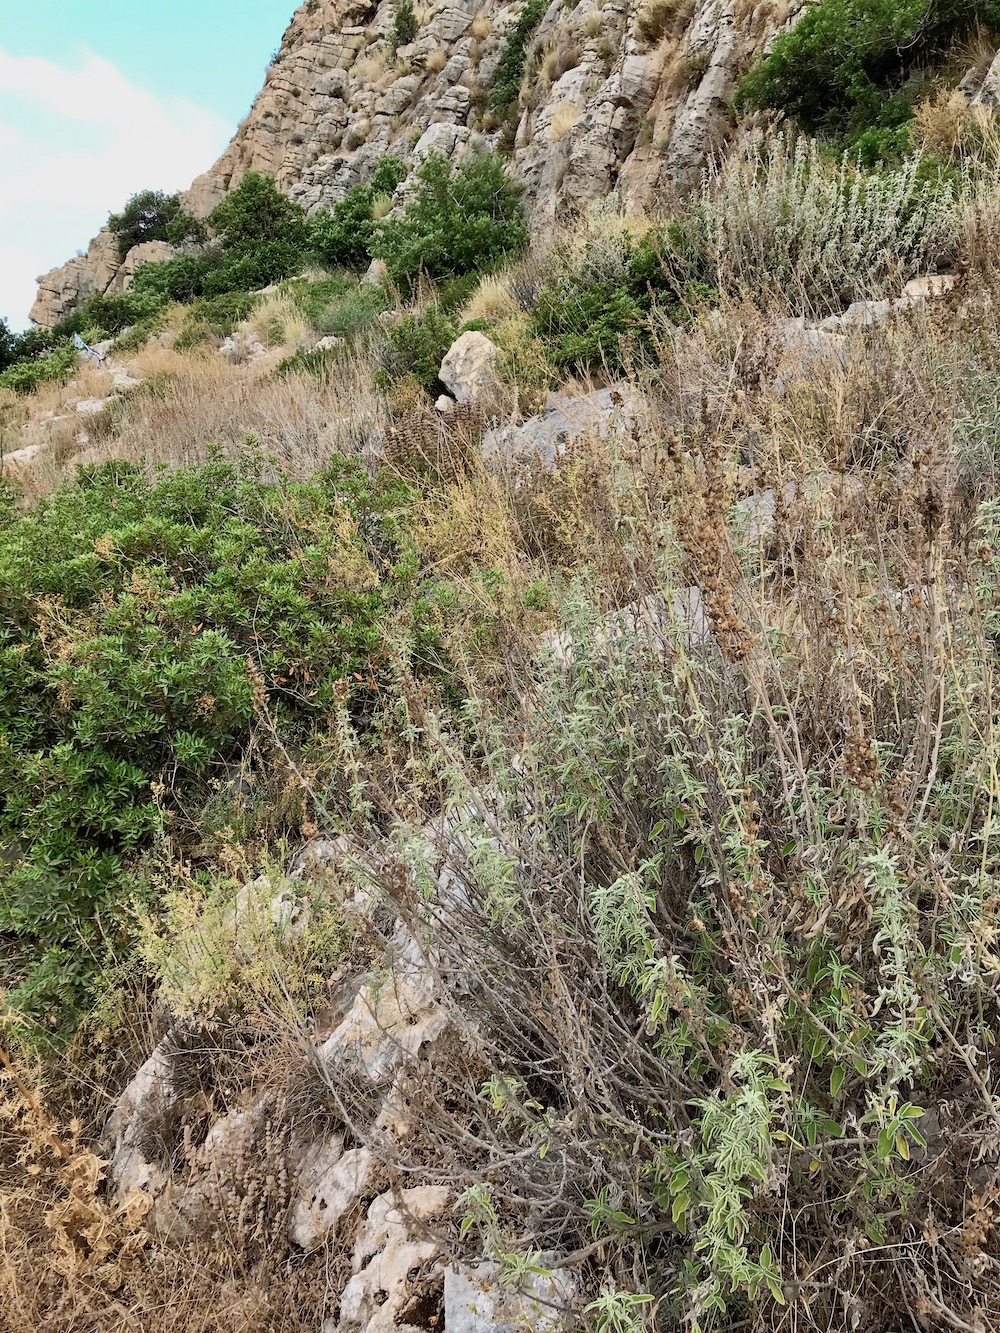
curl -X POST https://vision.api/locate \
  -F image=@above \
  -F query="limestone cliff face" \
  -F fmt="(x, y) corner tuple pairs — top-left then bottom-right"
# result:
(32, 0), (795, 326)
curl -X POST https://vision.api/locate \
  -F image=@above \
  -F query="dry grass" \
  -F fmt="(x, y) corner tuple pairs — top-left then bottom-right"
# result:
(634, 0), (692, 46)
(240, 291), (311, 350)
(549, 101), (583, 141)
(30, 342), (388, 486)
(470, 11), (491, 39)
(539, 31), (583, 87)
(460, 272), (520, 325)
(913, 87), (994, 160)
(425, 47), (447, 73)
(353, 48), (388, 83)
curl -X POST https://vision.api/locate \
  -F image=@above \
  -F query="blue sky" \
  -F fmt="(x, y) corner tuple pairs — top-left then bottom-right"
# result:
(1, 2), (294, 328)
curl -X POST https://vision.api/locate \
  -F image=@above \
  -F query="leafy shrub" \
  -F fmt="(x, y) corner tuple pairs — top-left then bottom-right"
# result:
(490, 0), (547, 116)
(309, 187), (381, 271)
(208, 172), (307, 253)
(108, 190), (183, 260)
(377, 305), (457, 392)
(187, 172), (311, 295)
(530, 220), (713, 372)
(373, 150), (528, 286)
(532, 279), (647, 373)
(391, 0), (419, 50)
(0, 453), (427, 1025)
(202, 240), (306, 297)
(0, 342), (77, 395)
(737, 0), (1000, 142)
(0, 318), (19, 373)
(78, 286), (168, 339)
(308, 156), (408, 272)
(130, 250), (224, 303)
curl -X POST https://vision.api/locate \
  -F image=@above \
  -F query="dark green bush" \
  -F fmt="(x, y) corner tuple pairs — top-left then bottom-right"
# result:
(378, 305), (457, 392)
(174, 290), (262, 350)
(107, 190), (184, 260)
(202, 240), (306, 296)
(0, 343), (77, 395)
(0, 452), (428, 1026)
(737, 0), (1000, 141)
(490, 0), (547, 117)
(0, 318), (19, 373)
(373, 150), (528, 286)
(531, 223), (716, 374)
(532, 280), (646, 374)
(78, 287), (168, 339)
(130, 250), (223, 304)
(208, 171), (308, 253)
(308, 157), (408, 272)
(276, 343), (345, 379)
(310, 186), (382, 271)
(391, 0), (419, 50)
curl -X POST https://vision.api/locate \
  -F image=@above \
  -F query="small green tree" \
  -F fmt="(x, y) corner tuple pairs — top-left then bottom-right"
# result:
(208, 171), (307, 252)
(203, 172), (310, 293)
(391, 0), (419, 50)
(308, 156), (408, 271)
(107, 190), (183, 260)
(373, 150), (528, 286)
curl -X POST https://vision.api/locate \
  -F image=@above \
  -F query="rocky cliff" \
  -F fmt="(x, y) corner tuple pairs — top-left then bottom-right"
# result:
(31, 0), (792, 327)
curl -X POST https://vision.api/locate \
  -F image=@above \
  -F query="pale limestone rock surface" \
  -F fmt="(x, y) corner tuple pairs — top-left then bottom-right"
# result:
(109, 240), (177, 292)
(338, 1187), (450, 1333)
(31, 228), (121, 328)
(444, 1260), (576, 1333)
(439, 331), (501, 404)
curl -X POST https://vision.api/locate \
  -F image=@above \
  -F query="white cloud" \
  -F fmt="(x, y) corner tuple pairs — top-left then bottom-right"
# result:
(0, 47), (232, 328)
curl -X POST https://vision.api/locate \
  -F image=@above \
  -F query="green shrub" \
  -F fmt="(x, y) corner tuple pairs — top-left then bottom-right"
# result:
(188, 172), (310, 296)
(208, 172), (307, 253)
(378, 305), (457, 392)
(202, 240), (306, 296)
(490, 0), (547, 117)
(737, 0), (1000, 141)
(308, 156), (408, 273)
(108, 190), (183, 260)
(0, 342), (77, 395)
(173, 290), (263, 350)
(0, 452), (428, 1026)
(530, 222), (713, 373)
(130, 250), (224, 303)
(78, 286), (168, 339)
(391, 0), (419, 50)
(309, 186), (382, 270)
(275, 343), (345, 379)
(0, 318), (19, 373)
(532, 279), (646, 374)
(373, 150), (528, 286)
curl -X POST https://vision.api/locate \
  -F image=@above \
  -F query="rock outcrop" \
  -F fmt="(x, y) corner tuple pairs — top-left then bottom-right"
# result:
(30, 230), (178, 328)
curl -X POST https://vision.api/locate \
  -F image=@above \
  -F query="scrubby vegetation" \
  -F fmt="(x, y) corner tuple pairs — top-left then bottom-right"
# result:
(11, 21), (1000, 1328)
(0, 453), (433, 1024)
(738, 0), (1000, 159)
